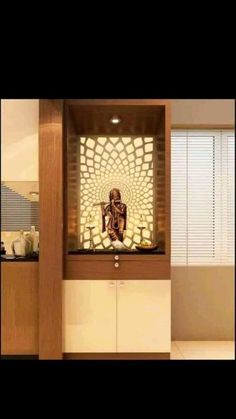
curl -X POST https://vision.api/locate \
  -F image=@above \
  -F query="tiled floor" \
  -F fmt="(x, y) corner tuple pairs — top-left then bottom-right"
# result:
(171, 341), (235, 360)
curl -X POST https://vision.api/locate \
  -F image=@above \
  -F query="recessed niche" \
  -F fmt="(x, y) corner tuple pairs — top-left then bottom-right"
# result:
(67, 136), (166, 253)
(65, 102), (167, 255)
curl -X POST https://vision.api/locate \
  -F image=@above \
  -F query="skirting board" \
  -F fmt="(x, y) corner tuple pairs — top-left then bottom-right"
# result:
(63, 353), (170, 360)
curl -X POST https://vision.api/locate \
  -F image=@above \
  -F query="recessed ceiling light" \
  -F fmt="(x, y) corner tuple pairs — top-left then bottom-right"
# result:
(110, 115), (121, 124)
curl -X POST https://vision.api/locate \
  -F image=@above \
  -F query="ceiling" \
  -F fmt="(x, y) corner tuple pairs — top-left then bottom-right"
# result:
(67, 104), (164, 136)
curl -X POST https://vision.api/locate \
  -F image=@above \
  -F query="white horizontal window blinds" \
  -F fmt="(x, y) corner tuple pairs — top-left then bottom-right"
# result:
(222, 132), (235, 264)
(187, 133), (221, 265)
(171, 130), (234, 266)
(171, 134), (187, 265)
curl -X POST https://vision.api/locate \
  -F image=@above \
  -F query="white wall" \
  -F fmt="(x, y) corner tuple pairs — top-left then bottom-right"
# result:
(1, 99), (39, 181)
(171, 99), (234, 126)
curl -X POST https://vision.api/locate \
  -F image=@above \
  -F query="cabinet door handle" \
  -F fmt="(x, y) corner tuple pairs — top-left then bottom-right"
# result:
(119, 281), (125, 286)
(109, 281), (116, 287)
(114, 262), (119, 268)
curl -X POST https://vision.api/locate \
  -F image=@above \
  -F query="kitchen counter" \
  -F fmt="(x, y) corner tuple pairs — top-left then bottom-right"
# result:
(1, 254), (39, 262)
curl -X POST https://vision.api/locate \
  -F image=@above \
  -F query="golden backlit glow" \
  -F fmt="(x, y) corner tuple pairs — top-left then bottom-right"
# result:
(79, 137), (154, 249)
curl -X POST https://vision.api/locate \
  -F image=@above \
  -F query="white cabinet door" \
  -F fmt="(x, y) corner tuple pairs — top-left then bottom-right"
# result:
(63, 280), (116, 352)
(117, 280), (171, 353)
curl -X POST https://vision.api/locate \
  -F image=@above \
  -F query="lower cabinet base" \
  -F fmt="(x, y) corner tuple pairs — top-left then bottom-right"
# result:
(63, 353), (170, 360)
(1, 355), (39, 360)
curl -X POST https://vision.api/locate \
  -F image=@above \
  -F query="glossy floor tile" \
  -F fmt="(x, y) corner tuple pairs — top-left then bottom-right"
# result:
(171, 341), (235, 360)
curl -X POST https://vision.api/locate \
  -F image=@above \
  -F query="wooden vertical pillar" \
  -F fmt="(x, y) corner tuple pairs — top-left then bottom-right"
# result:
(165, 102), (171, 262)
(39, 100), (63, 359)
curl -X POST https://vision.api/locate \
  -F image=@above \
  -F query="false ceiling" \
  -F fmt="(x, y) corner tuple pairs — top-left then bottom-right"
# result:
(66, 101), (165, 136)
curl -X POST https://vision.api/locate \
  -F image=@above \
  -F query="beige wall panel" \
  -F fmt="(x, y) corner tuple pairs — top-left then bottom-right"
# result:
(171, 99), (234, 126)
(171, 266), (235, 340)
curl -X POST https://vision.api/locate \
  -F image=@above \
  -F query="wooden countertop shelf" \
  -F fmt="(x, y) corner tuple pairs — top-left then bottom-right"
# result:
(65, 254), (170, 280)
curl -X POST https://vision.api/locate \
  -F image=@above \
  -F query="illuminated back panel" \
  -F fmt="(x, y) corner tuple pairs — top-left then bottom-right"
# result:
(79, 136), (154, 250)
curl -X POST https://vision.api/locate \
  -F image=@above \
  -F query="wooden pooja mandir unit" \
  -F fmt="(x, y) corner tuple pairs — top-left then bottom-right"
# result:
(1, 99), (171, 360)
(63, 100), (171, 359)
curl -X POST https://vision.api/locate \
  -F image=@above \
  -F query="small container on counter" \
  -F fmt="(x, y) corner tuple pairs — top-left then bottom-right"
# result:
(11, 230), (31, 257)
(1, 241), (6, 255)
(25, 226), (39, 255)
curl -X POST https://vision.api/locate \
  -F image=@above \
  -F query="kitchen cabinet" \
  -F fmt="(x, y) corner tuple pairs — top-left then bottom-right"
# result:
(1, 262), (38, 355)
(117, 280), (170, 352)
(63, 280), (116, 353)
(63, 279), (170, 354)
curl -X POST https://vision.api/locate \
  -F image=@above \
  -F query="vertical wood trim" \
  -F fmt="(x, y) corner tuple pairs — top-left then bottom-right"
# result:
(39, 100), (63, 359)
(65, 105), (79, 251)
(153, 135), (158, 245)
(165, 102), (171, 261)
(63, 103), (67, 266)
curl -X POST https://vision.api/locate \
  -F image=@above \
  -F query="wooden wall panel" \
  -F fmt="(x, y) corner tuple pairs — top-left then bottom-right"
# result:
(66, 107), (79, 252)
(39, 99), (63, 359)
(165, 103), (171, 260)
(1, 263), (38, 355)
